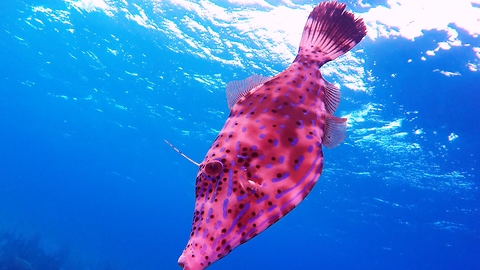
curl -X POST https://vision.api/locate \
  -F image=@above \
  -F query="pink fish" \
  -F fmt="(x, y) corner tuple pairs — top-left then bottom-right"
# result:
(176, 1), (366, 269)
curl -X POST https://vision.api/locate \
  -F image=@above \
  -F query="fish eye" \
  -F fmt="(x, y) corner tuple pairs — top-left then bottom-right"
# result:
(204, 160), (223, 176)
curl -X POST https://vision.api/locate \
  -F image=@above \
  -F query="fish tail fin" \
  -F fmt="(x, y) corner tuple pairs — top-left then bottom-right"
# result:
(294, 1), (367, 66)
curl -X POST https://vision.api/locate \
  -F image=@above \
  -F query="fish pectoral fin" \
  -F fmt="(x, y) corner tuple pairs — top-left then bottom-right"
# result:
(226, 74), (270, 109)
(322, 114), (347, 148)
(324, 80), (341, 114)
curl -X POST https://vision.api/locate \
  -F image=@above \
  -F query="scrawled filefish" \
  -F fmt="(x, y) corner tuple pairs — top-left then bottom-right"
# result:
(176, 1), (367, 269)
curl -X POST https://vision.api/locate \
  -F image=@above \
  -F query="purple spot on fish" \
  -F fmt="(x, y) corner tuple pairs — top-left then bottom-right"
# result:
(279, 155), (285, 164)
(226, 203), (250, 235)
(214, 220), (222, 230)
(255, 119), (260, 123)
(297, 120), (304, 128)
(259, 134), (265, 139)
(248, 209), (264, 224)
(308, 145), (314, 153)
(262, 108), (268, 113)
(278, 105), (283, 110)
(272, 172), (290, 182)
(202, 228), (209, 239)
(273, 139), (279, 147)
(280, 124), (286, 129)
(242, 127), (247, 133)
(266, 164), (273, 169)
(237, 193), (246, 201)
(259, 125), (266, 130)
(196, 203), (205, 236)
(256, 194), (269, 204)
(222, 199), (229, 219)
(236, 141), (240, 152)
(220, 147), (225, 152)
(259, 155), (265, 160)
(284, 114), (290, 119)
(228, 169), (233, 197)
(267, 204), (277, 212)
(290, 137), (299, 146)
(298, 156), (305, 163)
(306, 135), (314, 139)
(252, 145), (257, 150)
(236, 154), (248, 159)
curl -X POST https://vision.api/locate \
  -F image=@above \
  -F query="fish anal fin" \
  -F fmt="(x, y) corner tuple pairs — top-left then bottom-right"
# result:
(324, 80), (341, 114)
(226, 74), (270, 109)
(322, 114), (347, 148)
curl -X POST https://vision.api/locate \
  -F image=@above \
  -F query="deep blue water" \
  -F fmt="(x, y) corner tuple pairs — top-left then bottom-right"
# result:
(1, 0), (479, 269)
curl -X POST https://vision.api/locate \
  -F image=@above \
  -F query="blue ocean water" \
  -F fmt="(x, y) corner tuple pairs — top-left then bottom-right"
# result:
(1, 0), (479, 269)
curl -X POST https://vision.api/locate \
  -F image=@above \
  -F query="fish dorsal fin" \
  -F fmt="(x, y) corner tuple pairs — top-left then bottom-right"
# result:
(324, 80), (341, 114)
(164, 139), (200, 166)
(226, 74), (270, 109)
(322, 114), (347, 148)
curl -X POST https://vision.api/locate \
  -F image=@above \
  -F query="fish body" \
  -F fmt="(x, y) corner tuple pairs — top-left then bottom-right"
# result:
(177, 2), (366, 269)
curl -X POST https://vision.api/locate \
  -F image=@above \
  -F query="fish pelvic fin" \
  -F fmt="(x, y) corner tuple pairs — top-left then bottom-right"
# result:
(294, 1), (367, 66)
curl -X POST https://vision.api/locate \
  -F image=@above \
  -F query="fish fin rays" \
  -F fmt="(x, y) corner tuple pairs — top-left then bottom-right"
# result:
(164, 139), (201, 166)
(295, 2), (367, 64)
(322, 114), (347, 148)
(324, 80), (341, 114)
(226, 74), (270, 109)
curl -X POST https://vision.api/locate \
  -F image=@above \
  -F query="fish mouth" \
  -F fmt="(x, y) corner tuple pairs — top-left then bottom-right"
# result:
(177, 255), (186, 269)
(177, 254), (205, 270)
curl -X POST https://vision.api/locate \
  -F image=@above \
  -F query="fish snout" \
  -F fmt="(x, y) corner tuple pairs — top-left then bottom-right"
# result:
(178, 255), (186, 269)
(177, 253), (206, 270)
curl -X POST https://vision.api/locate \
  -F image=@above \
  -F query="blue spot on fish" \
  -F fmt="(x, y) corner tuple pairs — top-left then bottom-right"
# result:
(290, 138), (299, 146)
(272, 172), (290, 182)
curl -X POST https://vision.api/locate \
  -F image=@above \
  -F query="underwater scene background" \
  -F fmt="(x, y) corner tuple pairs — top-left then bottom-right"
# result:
(0, 0), (479, 269)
